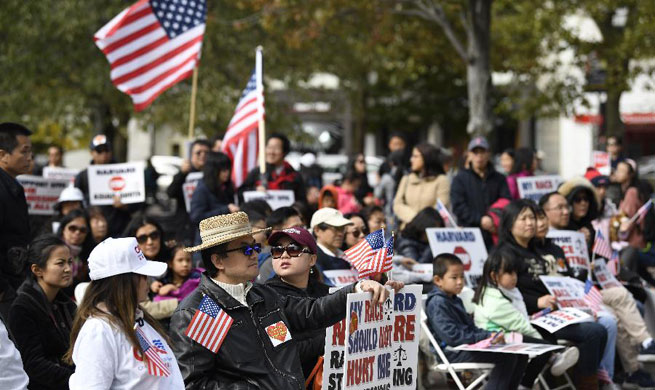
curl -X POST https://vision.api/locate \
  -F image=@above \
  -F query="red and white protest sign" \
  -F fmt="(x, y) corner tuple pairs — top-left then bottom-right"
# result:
(17, 175), (69, 216)
(592, 151), (611, 176)
(87, 162), (145, 206)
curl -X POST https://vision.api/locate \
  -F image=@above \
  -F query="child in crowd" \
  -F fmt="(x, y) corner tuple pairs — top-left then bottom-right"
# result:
(473, 251), (579, 378)
(426, 253), (530, 389)
(152, 245), (203, 302)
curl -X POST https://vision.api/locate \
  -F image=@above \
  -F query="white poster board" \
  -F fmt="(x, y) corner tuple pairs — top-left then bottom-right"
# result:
(539, 276), (589, 310)
(530, 308), (592, 333)
(343, 290), (394, 390)
(593, 259), (623, 290)
(426, 228), (487, 288)
(42, 166), (79, 182)
(516, 175), (563, 202)
(592, 151), (611, 176)
(17, 175), (69, 216)
(454, 342), (563, 356)
(243, 190), (295, 210)
(324, 270), (360, 287)
(547, 230), (590, 274)
(183, 172), (203, 212)
(87, 162), (145, 205)
(390, 285), (421, 389)
(323, 316), (347, 390)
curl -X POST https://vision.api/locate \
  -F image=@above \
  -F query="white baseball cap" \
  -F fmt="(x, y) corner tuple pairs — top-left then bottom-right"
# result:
(88, 237), (167, 280)
(310, 207), (353, 229)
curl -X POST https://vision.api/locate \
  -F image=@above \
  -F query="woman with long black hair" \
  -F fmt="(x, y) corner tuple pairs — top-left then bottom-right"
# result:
(8, 235), (76, 390)
(56, 209), (95, 297)
(495, 199), (608, 390)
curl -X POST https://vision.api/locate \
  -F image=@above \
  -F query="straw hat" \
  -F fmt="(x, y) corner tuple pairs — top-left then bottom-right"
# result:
(184, 212), (271, 253)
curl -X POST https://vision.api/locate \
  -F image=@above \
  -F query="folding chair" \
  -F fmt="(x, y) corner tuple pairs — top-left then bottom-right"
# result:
(420, 311), (494, 390)
(535, 341), (576, 390)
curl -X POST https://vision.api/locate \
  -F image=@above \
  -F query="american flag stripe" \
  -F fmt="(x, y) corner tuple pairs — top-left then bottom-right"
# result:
(221, 50), (264, 187)
(94, 0), (206, 111)
(185, 295), (233, 353)
(135, 326), (170, 377)
(592, 230), (612, 259)
(345, 230), (393, 278)
(584, 280), (603, 312)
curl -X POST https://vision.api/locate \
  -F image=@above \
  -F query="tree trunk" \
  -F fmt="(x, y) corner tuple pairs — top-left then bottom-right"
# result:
(466, 0), (493, 136)
(604, 89), (624, 138)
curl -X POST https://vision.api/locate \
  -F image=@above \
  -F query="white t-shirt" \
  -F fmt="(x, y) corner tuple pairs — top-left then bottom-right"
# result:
(69, 316), (184, 390)
(0, 318), (29, 390)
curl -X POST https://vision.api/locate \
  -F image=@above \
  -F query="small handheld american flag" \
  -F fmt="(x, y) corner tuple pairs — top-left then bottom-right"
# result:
(592, 230), (612, 259)
(584, 279), (603, 313)
(135, 326), (170, 377)
(628, 199), (653, 224)
(435, 200), (456, 228)
(344, 229), (393, 279)
(185, 295), (233, 353)
(608, 250), (620, 276)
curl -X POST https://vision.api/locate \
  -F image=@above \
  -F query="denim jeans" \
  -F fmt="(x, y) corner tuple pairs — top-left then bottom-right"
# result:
(597, 313), (618, 380)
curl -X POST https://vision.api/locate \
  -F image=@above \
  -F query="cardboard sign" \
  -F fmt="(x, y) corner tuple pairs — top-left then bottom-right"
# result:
(324, 270), (360, 287)
(390, 285), (421, 389)
(593, 259), (623, 290)
(454, 341), (563, 356)
(17, 175), (69, 216)
(243, 190), (295, 210)
(592, 151), (611, 176)
(343, 290), (395, 390)
(183, 172), (203, 212)
(516, 175), (563, 202)
(530, 308), (592, 333)
(42, 166), (79, 182)
(87, 162), (146, 205)
(547, 230), (590, 273)
(539, 276), (589, 310)
(426, 228), (487, 288)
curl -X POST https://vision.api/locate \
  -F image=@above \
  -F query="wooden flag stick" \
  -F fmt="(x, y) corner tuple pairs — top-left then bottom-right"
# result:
(187, 67), (199, 139)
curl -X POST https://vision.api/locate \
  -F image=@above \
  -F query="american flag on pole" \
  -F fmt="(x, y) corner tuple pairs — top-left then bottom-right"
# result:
(592, 230), (612, 259)
(221, 49), (265, 187)
(632, 199), (653, 224)
(344, 230), (393, 279)
(185, 295), (233, 353)
(584, 279), (603, 313)
(608, 250), (620, 276)
(435, 199), (456, 228)
(135, 326), (170, 377)
(94, 0), (207, 111)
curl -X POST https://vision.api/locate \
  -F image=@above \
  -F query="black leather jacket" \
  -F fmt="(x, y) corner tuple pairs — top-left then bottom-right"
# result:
(170, 273), (355, 390)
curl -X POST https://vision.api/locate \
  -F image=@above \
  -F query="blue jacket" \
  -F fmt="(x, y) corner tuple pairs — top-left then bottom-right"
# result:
(189, 180), (232, 226)
(426, 286), (490, 360)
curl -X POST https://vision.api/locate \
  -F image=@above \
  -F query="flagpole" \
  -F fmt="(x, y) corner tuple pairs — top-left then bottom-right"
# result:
(188, 66), (199, 139)
(256, 46), (266, 176)
(589, 231), (598, 281)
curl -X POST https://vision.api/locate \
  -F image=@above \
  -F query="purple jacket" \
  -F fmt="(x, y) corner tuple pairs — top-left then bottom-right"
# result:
(154, 268), (203, 302)
(507, 171), (533, 200)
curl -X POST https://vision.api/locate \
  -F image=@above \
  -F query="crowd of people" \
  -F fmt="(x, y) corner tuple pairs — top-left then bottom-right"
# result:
(1, 120), (654, 390)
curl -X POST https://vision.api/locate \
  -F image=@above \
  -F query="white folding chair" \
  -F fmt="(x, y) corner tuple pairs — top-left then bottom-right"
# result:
(535, 341), (576, 390)
(420, 311), (494, 390)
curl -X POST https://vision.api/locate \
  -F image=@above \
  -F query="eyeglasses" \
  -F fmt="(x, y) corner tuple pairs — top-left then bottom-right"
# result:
(271, 244), (312, 259)
(67, 225), (88, 234)
(347, 229), (363, 238)
(573, 196), (589, 204)
(221, 243), (262, 257)
(136, 231), (161, 244)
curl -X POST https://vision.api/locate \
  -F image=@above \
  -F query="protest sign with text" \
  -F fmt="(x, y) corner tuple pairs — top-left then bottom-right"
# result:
(324, 270), (360, 287)
(17, 175), (69, 216)
(530, 308), (592, 333)
(547, 230), (590, 274)
(243, 190), (294, 210)
(87, 162), (146, 205)
(517, 175), (563, 202)
(593, 259), (623, 290)
(343, 290), (395, 390)
(592, 151), (611, 176)
(390, 285), (421, 389)
(183, 172), (203, 212)
(426, 228), (487, 288)
(455, 342), (563, 356)
(539, 276), (589, 310)
(42, 166), (79, 182)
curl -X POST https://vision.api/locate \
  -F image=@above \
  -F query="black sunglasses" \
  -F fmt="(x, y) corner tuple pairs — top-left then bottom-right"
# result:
(67, 225), (88, 234)
(136, 231), (161, 244)
(573, 196), (589, 203)
(347, 228), (363, 238)
(221, 243), (262, 257)
(271, 244), (312, 259)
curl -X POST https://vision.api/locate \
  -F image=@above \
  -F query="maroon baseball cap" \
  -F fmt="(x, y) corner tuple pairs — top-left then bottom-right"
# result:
(268, 227), (318, 254)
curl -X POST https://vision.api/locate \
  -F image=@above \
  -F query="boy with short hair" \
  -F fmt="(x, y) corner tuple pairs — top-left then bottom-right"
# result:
(426, 253), (529, 389)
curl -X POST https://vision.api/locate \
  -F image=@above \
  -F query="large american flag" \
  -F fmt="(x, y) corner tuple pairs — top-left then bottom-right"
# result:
(221, 49), (265, 187)
(94, 0), (207, 111)
(584, 279), (603, 313)
(344, 230), (393, 279)
(592, 230), (612, 259)
(135, 326), (170, 377)
(185, 295), (233, 353)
